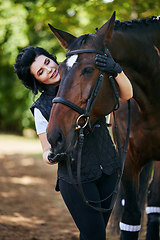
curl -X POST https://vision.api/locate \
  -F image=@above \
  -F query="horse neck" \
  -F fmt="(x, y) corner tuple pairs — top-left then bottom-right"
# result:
(108, 29), (160, 114)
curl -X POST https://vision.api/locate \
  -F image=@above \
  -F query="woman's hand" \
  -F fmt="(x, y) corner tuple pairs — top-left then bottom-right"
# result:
(39, 132), (66, 164)
(95, 49), (122, 77)
(43, 149), (57, 165)
(95, 49), (133, 102)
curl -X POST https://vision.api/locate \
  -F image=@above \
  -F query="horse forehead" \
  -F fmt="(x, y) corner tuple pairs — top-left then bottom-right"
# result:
(66, 55), (78, 69)
(65, 52), (96, 70)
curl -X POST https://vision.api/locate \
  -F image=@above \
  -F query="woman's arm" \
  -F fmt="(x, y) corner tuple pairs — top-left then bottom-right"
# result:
(115, 71), (133, 102)
(38, 132), (57, 165)
(34, 108), (56, 165)
(95, 50), (133, 102)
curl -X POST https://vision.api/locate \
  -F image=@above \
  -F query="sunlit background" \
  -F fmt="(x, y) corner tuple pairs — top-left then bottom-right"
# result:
(0, 1), (159, 239)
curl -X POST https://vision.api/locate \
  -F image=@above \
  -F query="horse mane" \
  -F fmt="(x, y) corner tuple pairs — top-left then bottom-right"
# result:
(114, 15), (160, 31)
(68, 16), (160, 51)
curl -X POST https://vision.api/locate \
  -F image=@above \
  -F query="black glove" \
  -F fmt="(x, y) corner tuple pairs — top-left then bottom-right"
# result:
(95, 49), (122, 78)
(48, 151), (67, 163)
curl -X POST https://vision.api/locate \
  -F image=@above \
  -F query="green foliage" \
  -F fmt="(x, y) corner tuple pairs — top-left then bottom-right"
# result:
(0, 0), (160, 133)
(0, 0), (29, 65)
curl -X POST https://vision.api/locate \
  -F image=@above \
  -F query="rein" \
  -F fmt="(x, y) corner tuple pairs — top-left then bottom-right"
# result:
(52, 47), (131, 212)
(67, 100), (131, 212)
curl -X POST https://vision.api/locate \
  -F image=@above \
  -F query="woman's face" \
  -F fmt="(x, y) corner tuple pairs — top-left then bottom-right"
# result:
(30, 55), (60, 85)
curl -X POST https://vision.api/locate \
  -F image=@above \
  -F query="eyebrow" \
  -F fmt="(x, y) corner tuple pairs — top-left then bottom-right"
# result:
(37, 58), (48, 75)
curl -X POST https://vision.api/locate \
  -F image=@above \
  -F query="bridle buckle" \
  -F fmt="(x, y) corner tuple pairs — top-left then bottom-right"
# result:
(75, 114), (89, 130)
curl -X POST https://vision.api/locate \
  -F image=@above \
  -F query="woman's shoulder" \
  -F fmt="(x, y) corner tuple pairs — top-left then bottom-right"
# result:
(30, 93), (45, 114)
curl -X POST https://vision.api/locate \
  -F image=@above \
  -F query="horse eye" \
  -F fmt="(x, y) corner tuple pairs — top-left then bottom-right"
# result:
(81, 67), (94, 76)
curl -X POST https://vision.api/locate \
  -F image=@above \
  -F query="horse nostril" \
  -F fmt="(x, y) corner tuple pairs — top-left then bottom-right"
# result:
(56, 132), (63, 147)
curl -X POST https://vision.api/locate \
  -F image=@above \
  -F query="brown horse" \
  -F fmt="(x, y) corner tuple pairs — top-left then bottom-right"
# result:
(47, 12), (160, 240)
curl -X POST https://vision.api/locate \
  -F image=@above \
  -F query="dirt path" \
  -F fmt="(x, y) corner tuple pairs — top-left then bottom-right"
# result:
(0, 134), (147, 240)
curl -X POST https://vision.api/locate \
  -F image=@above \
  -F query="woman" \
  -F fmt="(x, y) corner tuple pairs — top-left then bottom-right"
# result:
(14, 45), (133, 240)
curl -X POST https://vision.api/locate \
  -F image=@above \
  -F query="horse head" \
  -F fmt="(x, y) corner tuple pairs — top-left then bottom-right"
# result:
(47, 12), (119, 155)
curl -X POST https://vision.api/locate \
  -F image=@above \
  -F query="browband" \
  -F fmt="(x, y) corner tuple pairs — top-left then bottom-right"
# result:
(66, 49), (104, 57)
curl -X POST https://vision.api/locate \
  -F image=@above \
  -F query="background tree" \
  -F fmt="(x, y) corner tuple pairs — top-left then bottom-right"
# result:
(0, 0), (159, 133)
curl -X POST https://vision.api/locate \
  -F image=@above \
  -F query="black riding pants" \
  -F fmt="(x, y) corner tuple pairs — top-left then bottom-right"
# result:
(59, 171), (118, 240)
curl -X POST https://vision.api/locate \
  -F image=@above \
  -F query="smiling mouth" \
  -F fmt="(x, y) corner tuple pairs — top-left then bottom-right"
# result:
(50, 70), (58, 79)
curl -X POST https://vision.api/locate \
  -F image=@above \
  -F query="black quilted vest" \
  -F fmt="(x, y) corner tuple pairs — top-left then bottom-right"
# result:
(30, 84), (59, 121)
(30, 84), (120, 187)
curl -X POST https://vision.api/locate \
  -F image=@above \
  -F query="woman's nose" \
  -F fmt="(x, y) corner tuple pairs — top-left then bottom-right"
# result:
(45, 66), (52, 73)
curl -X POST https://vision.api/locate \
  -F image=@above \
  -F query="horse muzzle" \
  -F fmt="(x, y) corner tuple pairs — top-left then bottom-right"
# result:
(47, 126), (66, 154)
(47, 125), (78, 158)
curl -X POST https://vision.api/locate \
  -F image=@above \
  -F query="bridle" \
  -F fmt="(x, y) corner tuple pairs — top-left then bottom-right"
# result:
(52, 47), (131, 212)
(53, 48), (119, 128)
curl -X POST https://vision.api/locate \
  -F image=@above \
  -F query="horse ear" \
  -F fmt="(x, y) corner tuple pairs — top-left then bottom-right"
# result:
(48, 24), (76, 49)
(95, 11), (116, 45)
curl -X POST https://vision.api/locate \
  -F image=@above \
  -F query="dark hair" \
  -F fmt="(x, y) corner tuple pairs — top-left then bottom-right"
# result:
(14, 46), (58, 95)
